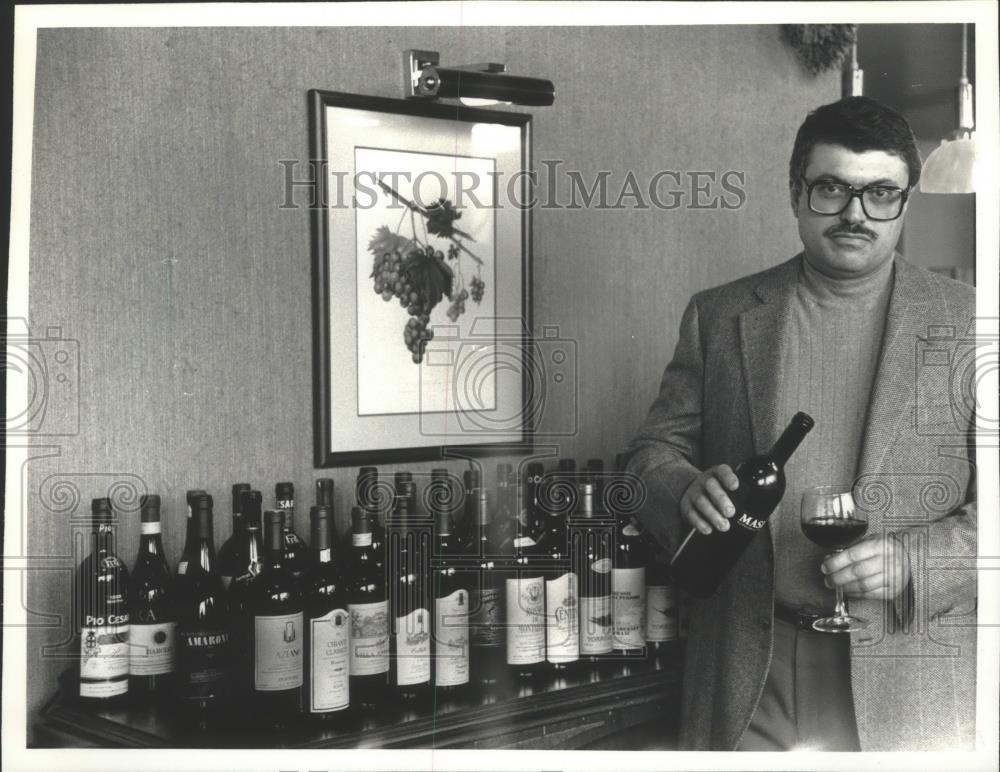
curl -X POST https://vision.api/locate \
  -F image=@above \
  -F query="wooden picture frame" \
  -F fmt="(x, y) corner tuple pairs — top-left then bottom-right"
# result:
(308, 90), (534, 467)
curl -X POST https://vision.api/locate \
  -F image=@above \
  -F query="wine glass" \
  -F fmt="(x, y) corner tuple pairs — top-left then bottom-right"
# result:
(800, 486), (869, 633)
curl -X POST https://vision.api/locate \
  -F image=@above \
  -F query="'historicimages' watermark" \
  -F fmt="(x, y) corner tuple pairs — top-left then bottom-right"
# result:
(279, 159), (748, 211)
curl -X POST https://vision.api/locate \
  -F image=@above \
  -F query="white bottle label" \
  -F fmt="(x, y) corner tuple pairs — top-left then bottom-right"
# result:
(546, 572), (579, 663)
(622, 523), (641, 536)
(394, 607), (431, 686)
(79, 624), (129, 697)
(309, 609), (349, 712)
(349, 600), (389, 676)
(176, 561), (188, 575)
(254, 612), (304, 691)
(612, 567), (646, 650)
(471, 587), (502, 646)
(579, 595), (613, 654)
(505, 576), (545, 665)
(129, 622), (176, 675)
(352, 532), (372, 547)
(434, 589), (470, 686)
(646, 585), (678, 643)
(512, 536), (536, 549)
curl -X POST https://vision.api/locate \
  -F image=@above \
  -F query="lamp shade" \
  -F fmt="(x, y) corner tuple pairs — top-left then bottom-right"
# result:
(920, 133), (977, 194)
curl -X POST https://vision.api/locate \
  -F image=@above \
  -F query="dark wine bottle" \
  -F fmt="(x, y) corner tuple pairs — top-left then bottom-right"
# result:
(227, 489), (263, 715)
(505, 520), (545, 680)
(314, 477), (343, 569)
(524, 461), (546, 541)
(430, 470), (470, 693)
(248, 510), (305, 729)
(353, 466), (387, 575)
(645, 540), (678, 663)
(611, 505), (647, 663)
(177, 489), (207, 577)
(470, 489), (505, 686)
(570, 483), (614, 670)
(275, 482), (309, 578)
(219, 483), (251, 590)
(175, 494), (231, 730)
(76, 497), (130, 705)
(315, 478), (335, 508)
(387, 478), (432, 701)
(456, 467), (481, 554)
(670, 412), (815, 597)
(535, 483), (578, 671)
(304, 505), (350, 719)
(128, 494), (176, 700)
(346, 506), (389, 711)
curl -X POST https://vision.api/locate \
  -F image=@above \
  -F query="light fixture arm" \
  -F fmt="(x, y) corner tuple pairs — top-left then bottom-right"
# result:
(403, 49), (554, 106)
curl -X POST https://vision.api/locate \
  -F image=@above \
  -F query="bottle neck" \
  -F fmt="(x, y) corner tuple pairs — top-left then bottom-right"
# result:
(93, 523), (115, 557)
(311, 517), (333, 563)
(264, 525), (285, 567)
(138, 529), (164, 556)
(769, 416), (813, 466)
(196, 538), (217, 573)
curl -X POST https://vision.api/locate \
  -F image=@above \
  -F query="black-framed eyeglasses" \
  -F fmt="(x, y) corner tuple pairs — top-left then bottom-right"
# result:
(803, 177), (910, 221)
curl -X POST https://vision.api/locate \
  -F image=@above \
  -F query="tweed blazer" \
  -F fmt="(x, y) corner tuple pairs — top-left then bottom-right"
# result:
(627, 254), (977, 752)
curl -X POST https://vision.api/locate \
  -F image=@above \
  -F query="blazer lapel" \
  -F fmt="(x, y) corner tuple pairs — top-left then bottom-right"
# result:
(738, 256), (800, 457)
(856, 257), (935, 479)
(739, 256), (800, 554)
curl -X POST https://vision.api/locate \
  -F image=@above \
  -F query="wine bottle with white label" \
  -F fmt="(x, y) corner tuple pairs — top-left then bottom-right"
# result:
(76, 497), (130, 705)
(346, 506), (389, 710)
(430, 470), (470, 694)
(471, 489), (505, 686)
(645, 540), (678, 663)
(535, 479), (579, 672)
(128, 494), (175, 700)
(227, 489), (263, 717)
(570, 482), (614, 672)
(175, 494), (231, 730)
(387, 478), (432, 702)
(670, 412), (815, 597)
(304, 505), (350, 720)
(611, 510), (647, 663)
(275, 482), (309, 579)
(248, 510), (305, 728)
(505, 509), (545, 681)
(218, 483), (251, 589)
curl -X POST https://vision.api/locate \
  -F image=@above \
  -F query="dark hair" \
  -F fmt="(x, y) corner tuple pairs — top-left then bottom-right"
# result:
(789, 96), (921, 204)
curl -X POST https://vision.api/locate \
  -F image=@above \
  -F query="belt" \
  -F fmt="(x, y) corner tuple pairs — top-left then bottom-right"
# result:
(774, 603), (826, 631)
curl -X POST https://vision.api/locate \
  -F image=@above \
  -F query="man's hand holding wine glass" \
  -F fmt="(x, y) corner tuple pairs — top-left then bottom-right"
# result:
(821, 534), (911, 602)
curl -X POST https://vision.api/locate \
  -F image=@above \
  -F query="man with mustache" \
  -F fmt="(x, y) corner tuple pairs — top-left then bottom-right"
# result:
(627, 97), (977, 752)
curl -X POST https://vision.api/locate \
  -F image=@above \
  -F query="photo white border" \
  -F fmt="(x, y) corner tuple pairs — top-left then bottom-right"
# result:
(5, 3), (998, 772)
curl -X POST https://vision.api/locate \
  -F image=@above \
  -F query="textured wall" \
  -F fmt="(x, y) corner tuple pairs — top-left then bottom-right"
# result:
(24, 25), (837, 731)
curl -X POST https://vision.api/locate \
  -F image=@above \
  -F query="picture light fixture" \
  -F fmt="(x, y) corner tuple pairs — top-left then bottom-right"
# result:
(404, 49), (555, 107)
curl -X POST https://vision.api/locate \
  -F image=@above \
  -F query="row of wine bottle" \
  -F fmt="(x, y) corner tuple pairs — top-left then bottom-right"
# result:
(75, 462), (690, 731)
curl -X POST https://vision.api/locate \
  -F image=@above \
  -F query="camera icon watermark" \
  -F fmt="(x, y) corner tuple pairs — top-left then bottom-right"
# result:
(417, 317), (578, 439)
(2, 318), (80, 436)
(914, 320), (998, 438)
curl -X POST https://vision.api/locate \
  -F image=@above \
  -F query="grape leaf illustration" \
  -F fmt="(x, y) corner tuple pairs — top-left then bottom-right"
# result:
(402, 248), (454, 308)
(425, 198), (462, 239)
(368, 225), (414, 258)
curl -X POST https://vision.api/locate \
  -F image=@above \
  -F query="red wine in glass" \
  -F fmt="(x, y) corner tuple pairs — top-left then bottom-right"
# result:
(800, 488), (869, 633)
(801, 517), (868, 550)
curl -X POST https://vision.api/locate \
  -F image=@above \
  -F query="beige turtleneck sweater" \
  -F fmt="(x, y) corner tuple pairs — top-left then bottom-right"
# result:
(772, 255), (895, 612)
